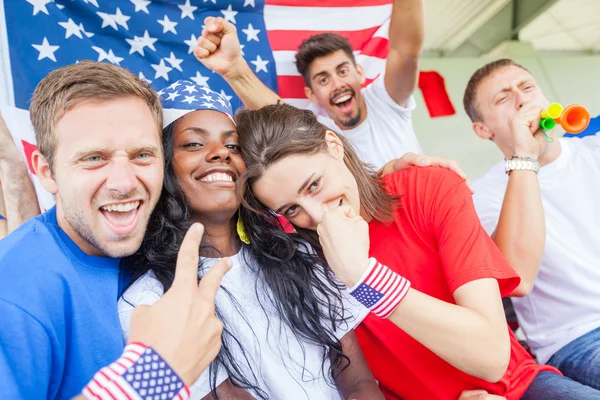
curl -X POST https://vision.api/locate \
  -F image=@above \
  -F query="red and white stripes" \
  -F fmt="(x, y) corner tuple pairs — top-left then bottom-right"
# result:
(264, 0), (393, 108)
(82, 343), (190, 400)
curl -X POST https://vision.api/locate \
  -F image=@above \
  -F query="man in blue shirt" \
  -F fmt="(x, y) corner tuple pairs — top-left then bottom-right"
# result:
(0, 61), (229, 399)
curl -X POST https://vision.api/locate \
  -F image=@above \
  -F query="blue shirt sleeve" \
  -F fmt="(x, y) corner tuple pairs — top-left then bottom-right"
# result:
(0, 299), (54, 399)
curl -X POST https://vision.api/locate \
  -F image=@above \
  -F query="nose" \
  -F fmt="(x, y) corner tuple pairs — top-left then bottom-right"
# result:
(105, 156), (138, 196)
(304, 198), (343, 226)
(205, 142), (231, 163)
(515, 89), (527, 110)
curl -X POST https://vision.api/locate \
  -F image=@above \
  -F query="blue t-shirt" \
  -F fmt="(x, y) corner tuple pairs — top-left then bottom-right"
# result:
(0, 207), (129, 399)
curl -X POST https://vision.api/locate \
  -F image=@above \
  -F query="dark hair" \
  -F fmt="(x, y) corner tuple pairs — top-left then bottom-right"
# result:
(295, 33), (356, 87)
(127, 113), (355, 397)
(463, 58), (530, 122)
(236, 103), (394, 250)
(125, 120), (266, 398)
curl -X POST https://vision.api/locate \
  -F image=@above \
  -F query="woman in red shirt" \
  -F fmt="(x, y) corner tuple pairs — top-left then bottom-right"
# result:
(234, 104), (595, 399)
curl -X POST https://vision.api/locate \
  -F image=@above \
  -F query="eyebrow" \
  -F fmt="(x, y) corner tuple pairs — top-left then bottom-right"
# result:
(181, 126), (209, 135)
(274, 172), (315, 214)
(181, 127), (238, 137)
(73, 145), (159, 160)
(493, 79), (532, 98)
(311, 61), (350, 82)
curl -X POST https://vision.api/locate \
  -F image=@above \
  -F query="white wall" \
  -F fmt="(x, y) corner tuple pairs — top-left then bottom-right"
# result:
(411, 54), (600, 180)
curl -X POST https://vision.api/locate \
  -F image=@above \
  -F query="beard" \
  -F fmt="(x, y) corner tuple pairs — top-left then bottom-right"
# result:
(58, 191), (147, 258)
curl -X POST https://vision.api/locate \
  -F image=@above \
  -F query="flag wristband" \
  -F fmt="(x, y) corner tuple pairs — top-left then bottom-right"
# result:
(348, 257), (411, 318)
(83, 342), (190, 400)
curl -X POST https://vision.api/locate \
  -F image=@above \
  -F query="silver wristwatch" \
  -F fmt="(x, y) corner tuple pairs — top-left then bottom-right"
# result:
(505, 156), (540, 175)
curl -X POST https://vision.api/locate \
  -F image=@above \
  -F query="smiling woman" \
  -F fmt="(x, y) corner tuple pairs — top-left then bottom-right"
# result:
(235, 103), (565, 400)
(117, 80), (383, 400)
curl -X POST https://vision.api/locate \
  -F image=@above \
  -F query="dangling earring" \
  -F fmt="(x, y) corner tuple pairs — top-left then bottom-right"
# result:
(237, 212), (250, 244)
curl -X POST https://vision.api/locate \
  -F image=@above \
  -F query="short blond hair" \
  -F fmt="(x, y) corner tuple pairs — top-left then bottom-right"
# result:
(463, 58), (529, 122)
(30, 61), (162, 170)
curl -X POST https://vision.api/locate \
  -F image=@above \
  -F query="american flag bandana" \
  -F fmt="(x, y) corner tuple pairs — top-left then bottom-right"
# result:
(160, 79), (234, 128)
(349, 257), (411, 318)
(83, 343), (190, 400)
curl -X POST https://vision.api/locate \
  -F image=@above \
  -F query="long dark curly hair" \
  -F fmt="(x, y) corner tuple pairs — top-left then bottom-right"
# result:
(125, 114), (354, 398)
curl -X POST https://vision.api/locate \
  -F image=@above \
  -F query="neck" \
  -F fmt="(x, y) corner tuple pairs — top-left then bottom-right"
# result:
(192, 213), (241, 258)
(55, 201), (103, 256)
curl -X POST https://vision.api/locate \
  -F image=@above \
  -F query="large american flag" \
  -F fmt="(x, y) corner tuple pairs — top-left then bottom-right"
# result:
(0, 0), (392, 209)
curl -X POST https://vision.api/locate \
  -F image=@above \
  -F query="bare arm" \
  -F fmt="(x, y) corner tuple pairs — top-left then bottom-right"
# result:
(492, 170), (544, 297)
(484, 103), (549, 297)
(194, 17), (281, 109)
(0, 218), (7, 239)
(0, 113), (41, 232)
(387, 279), (510, 383)
(202, 379), (256, 400)
(333, 330), (384, 400)
(384, 0), (425, 107)
(318, 180), (512, 383)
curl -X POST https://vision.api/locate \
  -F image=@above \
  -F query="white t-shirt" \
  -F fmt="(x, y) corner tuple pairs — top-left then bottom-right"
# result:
(316, 76), (421, 170)
(118, 247), (369, 399)
(472, 134), (600, 364)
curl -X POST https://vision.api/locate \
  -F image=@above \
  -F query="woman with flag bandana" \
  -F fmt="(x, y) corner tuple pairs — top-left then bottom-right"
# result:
(117, 80), (385, 400)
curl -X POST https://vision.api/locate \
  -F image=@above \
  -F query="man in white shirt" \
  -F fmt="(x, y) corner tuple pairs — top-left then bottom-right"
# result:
(194, 0), (424, 170)
(464, 58), (600, 390)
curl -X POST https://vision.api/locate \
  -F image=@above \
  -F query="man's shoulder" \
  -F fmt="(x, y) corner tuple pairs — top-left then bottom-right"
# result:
(0, 216), (59, 263)
(0, 216), (71, 302)
(473, 160), (507, 194)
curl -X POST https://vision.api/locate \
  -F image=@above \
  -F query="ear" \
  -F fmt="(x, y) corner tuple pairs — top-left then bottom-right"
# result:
(473, 121), (494, 141)
(304, 86), (319, 105)
(32, 150), (58, 194)
(324, 130), (344, 160)
(356, 63), (366, 85)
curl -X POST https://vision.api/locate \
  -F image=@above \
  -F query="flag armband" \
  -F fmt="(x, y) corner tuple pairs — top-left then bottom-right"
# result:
(348, 257), (411, 319)
(83, 343), (190, 400)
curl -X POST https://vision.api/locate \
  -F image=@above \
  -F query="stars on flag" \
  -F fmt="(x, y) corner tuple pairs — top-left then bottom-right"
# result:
(130, 0), (151, 14)
(92, 46), (124, 65)
(220, 90), (233, 102)
(59, 19), (84, 39)
(190, 71), (210, 87)
(178, 0), (198, 20)
(157, 15), (178, 34)
(151, 59), (173, 81)
(242, 24), (260, 42)
(251, 55), (269, 73)
(165, 52), (184, 72)
(32, 37), (59, 62)
(184, 34), (198, 54)
(183, 84), (198, 94)
(26, 0), (52, 16)
(221, 5), (238, 24)
(125, 30), (158, 56)
(10, 0), (278, 111)
(97, 8), (130, 31)
(138, 71), (152, 84)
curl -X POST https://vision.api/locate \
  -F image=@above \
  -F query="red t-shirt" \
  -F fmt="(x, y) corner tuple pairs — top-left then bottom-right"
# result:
(355, 167), (559, 400)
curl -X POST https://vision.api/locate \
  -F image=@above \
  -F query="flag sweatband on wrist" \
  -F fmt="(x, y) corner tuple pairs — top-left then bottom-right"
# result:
(82, 342), (190, 400)
(348, 257), (411, 318)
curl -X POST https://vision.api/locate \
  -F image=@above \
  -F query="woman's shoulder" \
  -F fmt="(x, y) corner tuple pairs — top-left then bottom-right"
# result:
(381, 167), (468, 202)
(119, 270), (165, 311)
